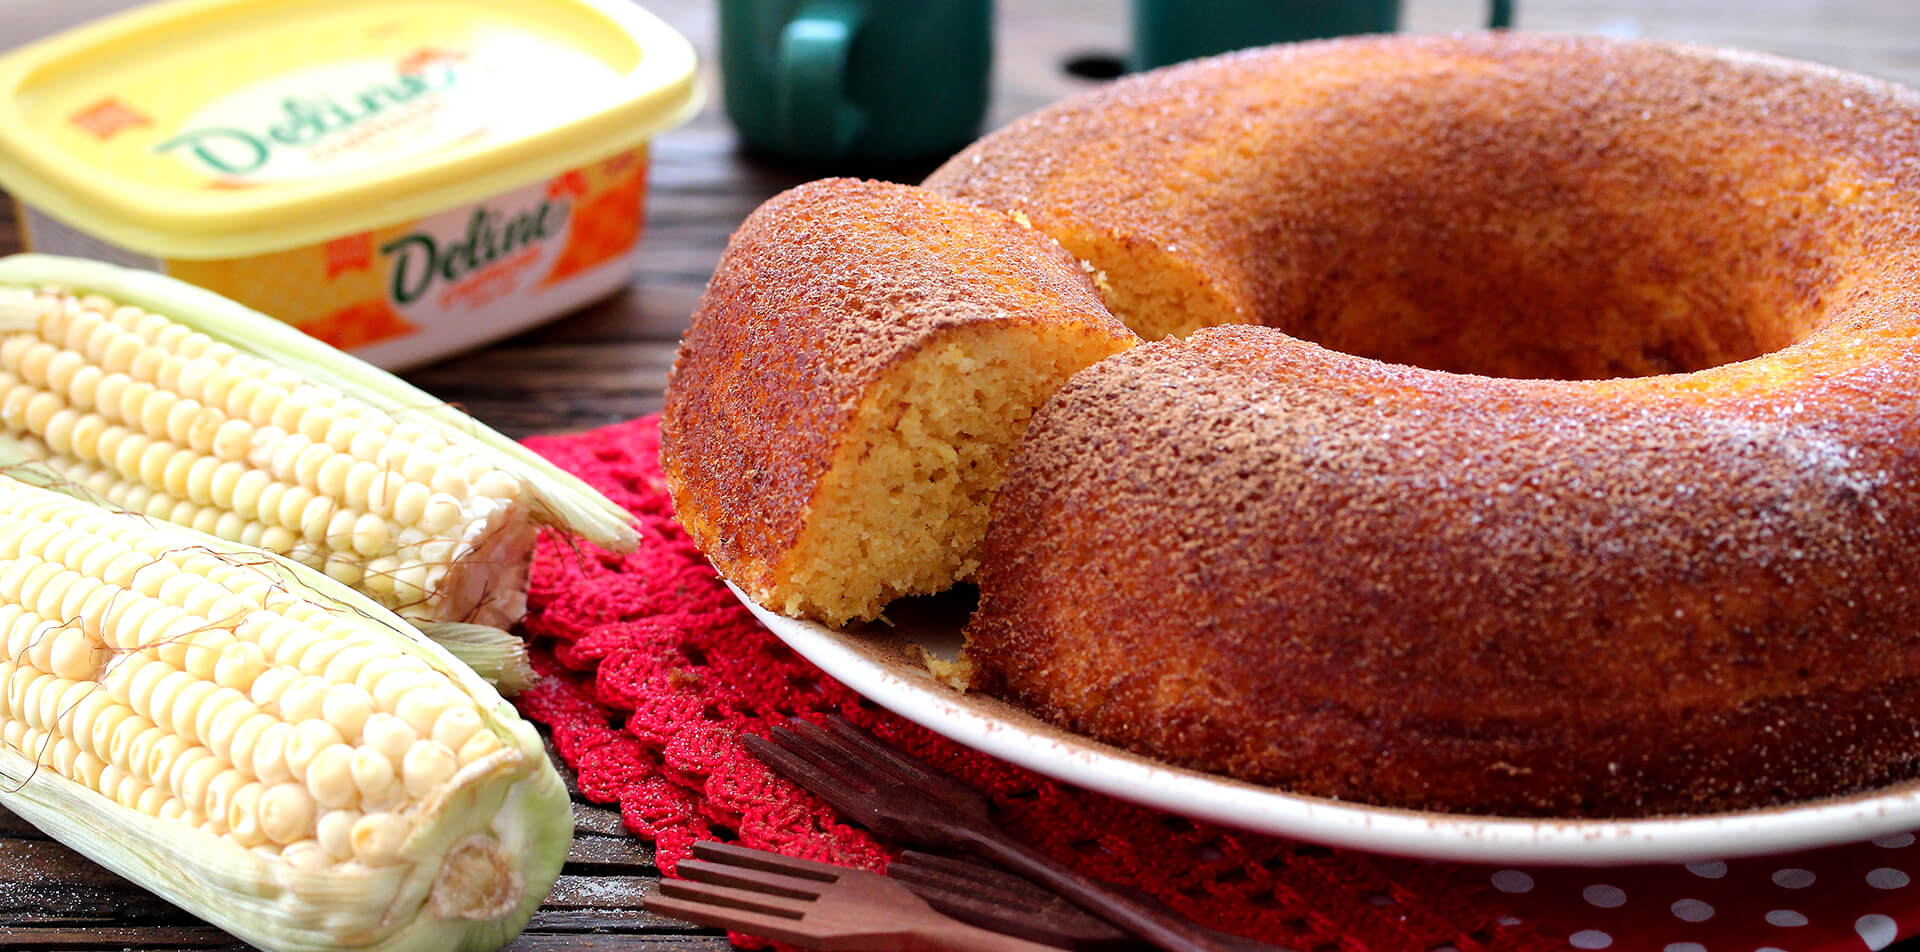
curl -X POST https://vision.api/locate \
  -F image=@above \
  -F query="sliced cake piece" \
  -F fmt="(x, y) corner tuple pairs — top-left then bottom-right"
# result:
(660, 178), (1138, 625)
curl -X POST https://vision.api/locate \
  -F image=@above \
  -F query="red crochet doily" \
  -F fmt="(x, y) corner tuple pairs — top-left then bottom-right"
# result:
(514, 415), (1920, 951)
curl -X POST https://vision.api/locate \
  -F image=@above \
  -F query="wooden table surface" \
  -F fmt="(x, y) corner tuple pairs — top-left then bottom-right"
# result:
(2, 0), (1918, 948)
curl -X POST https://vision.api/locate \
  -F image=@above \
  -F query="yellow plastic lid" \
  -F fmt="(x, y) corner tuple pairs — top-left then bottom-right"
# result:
(0, 0), (701, 259)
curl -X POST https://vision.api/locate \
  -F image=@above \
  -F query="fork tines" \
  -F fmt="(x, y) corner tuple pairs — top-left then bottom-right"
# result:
(646, 840), (1066, 951)
(814, 716), (942, 783)
(647, 841), (840, 945)
(744, 720), (875, 793)
(757, 716), (937, 786)
(741, 718), (920, 838)
(742, 715), (995, 840)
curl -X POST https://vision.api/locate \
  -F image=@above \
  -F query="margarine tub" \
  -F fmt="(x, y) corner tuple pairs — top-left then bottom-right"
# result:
(0, 0), (700, 369)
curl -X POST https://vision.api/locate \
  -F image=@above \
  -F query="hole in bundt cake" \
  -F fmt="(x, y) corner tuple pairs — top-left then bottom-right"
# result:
(969, 62), (1863, 382)
(1111, 137), (1843, 380)
(1245, 160), (1845, 380)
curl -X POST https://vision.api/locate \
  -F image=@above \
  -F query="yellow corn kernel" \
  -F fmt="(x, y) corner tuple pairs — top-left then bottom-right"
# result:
(303, 745), (359, 810)
(360, 713), (418, 765)
(283, 720), (346, 782)
(349, 746), (399, 806)
(257, 780), (317, 846)
(400, 741), (458, 799)
(349, 811), (410, 865)
(315, 807), (361, 860)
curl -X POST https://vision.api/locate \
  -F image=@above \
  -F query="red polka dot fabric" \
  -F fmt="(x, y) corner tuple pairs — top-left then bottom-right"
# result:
(514, 415), (1920, 951)
(1492, 840), (1920, 952)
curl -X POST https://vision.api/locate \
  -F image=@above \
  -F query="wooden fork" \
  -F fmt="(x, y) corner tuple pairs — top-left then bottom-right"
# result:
(644, 840), (1060, 951)
(891, 850), (1284, 952)
(741, 716), (1267, 952)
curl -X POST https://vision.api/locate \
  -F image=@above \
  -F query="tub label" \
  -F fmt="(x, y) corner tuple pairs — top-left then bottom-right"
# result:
(21, 148), (652, 369)
(154, 58), (466, 181)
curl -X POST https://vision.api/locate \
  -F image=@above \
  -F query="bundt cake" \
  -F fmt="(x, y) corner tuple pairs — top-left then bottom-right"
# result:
(662, 33), (1920, 817)
(660, 179), (1136, 626)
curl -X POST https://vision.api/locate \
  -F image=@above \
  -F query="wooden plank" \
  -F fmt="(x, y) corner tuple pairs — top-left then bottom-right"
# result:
(571, 801), (628, 837)
(0, 901), (193, 930)
(0, 920), (733, 951)
(0, 837), (146, 890)
(0, 921), (735, 951)
(523, 908), (721, 933)
(0, 806), (42, 839)
(505, 936), (732, 952)
(411, 342), (681, 386)
(540, 874), (656, 911)
(0, 838), (192, 924)
(0, 926), (240, 950)
(566, 833), (657, 872)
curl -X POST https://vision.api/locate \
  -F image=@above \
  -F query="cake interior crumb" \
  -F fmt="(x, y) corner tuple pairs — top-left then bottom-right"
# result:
(769, 323), (1131, 625)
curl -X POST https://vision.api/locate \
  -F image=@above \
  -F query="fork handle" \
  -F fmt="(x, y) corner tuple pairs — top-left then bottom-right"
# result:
(953, 827), (1238, 952)
(906, 918), (1078, 952)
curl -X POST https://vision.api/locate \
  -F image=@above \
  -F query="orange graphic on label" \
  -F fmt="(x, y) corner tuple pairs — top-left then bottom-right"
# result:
(325, 233), (375, 277)
(68, 98), (151, 141)
(302, 298), (418, 351)
(544, 157), (647, 286)
(547, 170), (590, 200)
(545, 152), (648, 284)
(439, 244), (541, 311)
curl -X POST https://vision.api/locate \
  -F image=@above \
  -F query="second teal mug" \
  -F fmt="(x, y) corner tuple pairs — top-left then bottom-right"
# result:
(1133, 0), (1516, 71)
(719, 0), (993, 165)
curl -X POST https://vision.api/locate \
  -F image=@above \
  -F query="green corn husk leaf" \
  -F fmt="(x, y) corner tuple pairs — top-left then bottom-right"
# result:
(0, 253), (639, 553)
(0, 473), (573, 952)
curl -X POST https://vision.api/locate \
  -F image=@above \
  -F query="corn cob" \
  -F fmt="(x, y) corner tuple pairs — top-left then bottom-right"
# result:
(0, 254), (639, 686)
(0, 468), (571, 951)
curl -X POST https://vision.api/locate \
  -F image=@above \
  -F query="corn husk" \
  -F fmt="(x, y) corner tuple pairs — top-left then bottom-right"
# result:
(0, 472), (573, 952)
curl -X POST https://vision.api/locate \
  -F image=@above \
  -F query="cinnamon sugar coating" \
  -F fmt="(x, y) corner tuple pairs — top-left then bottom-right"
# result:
(951, 34), (1920, 816)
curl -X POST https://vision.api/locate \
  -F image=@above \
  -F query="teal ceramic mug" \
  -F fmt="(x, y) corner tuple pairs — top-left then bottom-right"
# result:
(719, 0), (992, 164)
(1133, 0), (1515, 70)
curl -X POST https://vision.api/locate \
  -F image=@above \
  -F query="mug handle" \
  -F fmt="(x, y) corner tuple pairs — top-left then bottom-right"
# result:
(776, 0), (867, 159)
(1487, 0), (1514, 28)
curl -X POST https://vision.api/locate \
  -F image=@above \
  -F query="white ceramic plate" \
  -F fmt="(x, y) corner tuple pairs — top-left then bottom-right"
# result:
(732, 582), (1920, 867)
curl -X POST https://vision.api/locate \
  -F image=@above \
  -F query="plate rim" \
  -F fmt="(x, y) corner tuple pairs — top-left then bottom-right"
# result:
(732, 583), (1920, 867)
